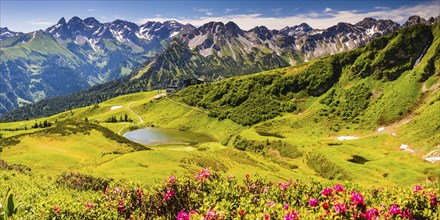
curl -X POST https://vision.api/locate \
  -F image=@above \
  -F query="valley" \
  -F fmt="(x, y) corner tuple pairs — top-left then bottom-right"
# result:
(1, 22), (439, 188)
(0, 3), (439, 218)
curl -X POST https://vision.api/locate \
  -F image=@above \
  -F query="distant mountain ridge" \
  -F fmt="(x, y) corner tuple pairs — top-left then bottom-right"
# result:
(1, 15), (438, 117)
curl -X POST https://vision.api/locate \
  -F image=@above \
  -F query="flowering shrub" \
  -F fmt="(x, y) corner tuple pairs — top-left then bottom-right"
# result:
(1, 168), (439, 219)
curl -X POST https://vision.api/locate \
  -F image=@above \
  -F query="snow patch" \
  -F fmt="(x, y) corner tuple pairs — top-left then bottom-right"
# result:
(110, 106), (122, 110)
(399, 144), (414, 153)
(169, 31), (179, 38)
(337, 136), (359, 141)
(425, 157), (440, 163)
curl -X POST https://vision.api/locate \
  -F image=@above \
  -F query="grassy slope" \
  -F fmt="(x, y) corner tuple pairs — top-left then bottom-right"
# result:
(1, 24), (439, 187)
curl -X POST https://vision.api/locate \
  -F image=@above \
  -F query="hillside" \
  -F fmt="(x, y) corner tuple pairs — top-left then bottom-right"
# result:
(3, 16), (435, 116)
(0, 22), (439, 219)
(1, 22), (439, 187)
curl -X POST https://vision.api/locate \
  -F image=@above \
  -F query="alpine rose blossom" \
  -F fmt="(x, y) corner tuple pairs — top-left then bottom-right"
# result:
(176, 210), (190, 220)
(334, 184), (345, 192)
(350, 191), (365, 206)
(309, 198), (319, 207)
(284, 210), (299, 220)
(413, 185), (422, 193)
(388, 204), (401, 215)
(322, 187), (333, 196)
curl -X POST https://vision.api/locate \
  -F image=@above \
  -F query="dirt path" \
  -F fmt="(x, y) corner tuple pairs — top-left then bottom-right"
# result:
(164, 97), (209, 113)
(117, 102), (143, 135)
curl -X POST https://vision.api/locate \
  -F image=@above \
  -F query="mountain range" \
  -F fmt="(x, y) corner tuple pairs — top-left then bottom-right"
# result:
(1, 15), (439, 118)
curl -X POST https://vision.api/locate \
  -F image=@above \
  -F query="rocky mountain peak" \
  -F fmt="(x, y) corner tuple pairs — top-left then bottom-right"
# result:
(84, 17), (101, 26)
(404, 15), (429, 27)
(57, 17), (67, 25)
(280, 23), (313, 37)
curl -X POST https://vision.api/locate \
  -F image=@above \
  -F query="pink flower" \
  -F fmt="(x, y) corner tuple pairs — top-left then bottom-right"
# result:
(388, 204), (401, 215)
(360, 208), (379, 220)
(85, 202), (94, 208)
(195, 168), (211, 181)
(334, 203), (347, 214)
(279, 181), (291, 190)
(401, 208), (412, 219)
(53, 206), (61, 215)
(322, 187), (333, 197)
(245, 174), (250, 179)
(430, 195), (437, 205)
(189, 210), (198, 215)
(264, 213), (270, 220)
(350, 191), (365, 206)
(334, 184), (345, 192)
(205, 209), (217, 220)
(228, 174), (235, 179)
(322, 202), (329, 210)
(168, 176), (176, 184)
(283, 203), (289, 210)
(176, 210), (190, 220)
(117, 199), (125, 213)
(284, 210), (299, 220)
(114, 187), (121, 195)
(309, 198), (319, 207)
(163, 189), (175, 201)
(267, 200), (275, 208)
(413, 185), (422, 193)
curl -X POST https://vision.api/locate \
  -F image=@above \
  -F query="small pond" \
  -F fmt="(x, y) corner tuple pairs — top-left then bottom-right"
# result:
(123, 127), (215, 145)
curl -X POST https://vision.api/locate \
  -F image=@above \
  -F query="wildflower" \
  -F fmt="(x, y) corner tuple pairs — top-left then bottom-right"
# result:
(104, 186), (110, 195)
(279, 181), (291, 190)
(163, 189), (175, 201)
(168, 176), (176, 184)
(114, 187), (121, 195)
(176, 210), (190, 220)
(264, 213), (270, 220)
(401, 208), (412, 219)
(413, 185), (422, 193)
(430, 195), (437, 205)
(245, 174), (250, 179)
(322, 202), (329, 210)
(360, 208), (379, 220)
(238, 209), (246, 217)
(283, 203), (289, 210)
(334, 203), (347, 214)
(195, 168), (211, 181)
(117, 199), (125, 213)
(309, 198), (319, 207)
(53, 206), (61, 215)
(284, 210), (299, 220)
(388, 204), (401, 215)
(228, 174), (235, 179)
(334, 184), (345, 192)
(267, 200), (275, 208)
(85, 202), (94, 208)
(322, 187), (333, 197)
(350, 191), (365, 206)
(205, 209), (217, 220)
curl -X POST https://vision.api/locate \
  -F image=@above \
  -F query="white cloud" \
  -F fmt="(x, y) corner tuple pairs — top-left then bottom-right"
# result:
(29, 20), (54, 26)
(375, 6), (390, 10)
(156, 14), (162, 17)
(324, 8), (332, 13)
(87, 9), (97, 12)
(224, 8), (238, 14)
(195, 8), (214, 16)
(137, 1), (439, 30)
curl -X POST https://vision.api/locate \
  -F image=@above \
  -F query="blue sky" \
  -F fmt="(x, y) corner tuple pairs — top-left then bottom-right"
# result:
(1, 0), (439, 33)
